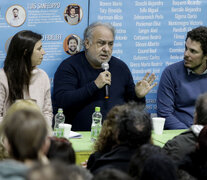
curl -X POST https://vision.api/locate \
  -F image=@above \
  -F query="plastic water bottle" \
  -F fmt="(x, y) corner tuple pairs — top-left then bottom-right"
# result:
(54, 108), (65, 137)
(91, 107), (102, 142)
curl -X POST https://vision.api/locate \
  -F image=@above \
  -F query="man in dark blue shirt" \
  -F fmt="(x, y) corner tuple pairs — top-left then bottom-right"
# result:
(53, 22), (156, 130)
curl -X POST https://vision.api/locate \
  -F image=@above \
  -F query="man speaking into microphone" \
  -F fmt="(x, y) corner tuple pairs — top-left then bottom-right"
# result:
(53, 22), (157, 131)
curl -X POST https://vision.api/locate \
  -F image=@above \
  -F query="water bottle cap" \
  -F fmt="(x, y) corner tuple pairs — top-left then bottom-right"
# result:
(58, 108), (63, 113)
(95, 107), (100, 112)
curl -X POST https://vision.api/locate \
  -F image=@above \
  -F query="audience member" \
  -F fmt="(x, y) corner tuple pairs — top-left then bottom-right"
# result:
(26, 161), (68, 180)
(26, 161), (93, 180)
(53, 21), (156, 131)
(0, 30), (53, 126)
(179, 125), (207, 179)
(157, 26), (207, 129)
(92, 168), (132, 180)
(129, 144), (194, 180)
(87, 101), (152, 174)
(140, 153), (178, 180)
(87, 103), (123, 169)
(66, 164), (93, 180)
(163, 92), (207, 165)
(0, 100), (49, 180)
(177, 169), (197, 180)
(47, 136), (75, 164)
(128, 143), (163, 179)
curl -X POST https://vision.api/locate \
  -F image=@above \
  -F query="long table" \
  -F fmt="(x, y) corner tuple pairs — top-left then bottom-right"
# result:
(70, 130), (186, 165)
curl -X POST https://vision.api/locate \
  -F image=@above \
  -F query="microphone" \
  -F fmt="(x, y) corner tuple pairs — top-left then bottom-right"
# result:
(101, 62), (110, 99)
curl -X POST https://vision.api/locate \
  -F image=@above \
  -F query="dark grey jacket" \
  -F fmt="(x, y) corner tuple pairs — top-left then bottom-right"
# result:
(163, 125), (203, 165)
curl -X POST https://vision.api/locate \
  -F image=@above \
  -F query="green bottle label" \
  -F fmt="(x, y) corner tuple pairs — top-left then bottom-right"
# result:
(91, 124), (102, 142)
(54, 128), (64, 137)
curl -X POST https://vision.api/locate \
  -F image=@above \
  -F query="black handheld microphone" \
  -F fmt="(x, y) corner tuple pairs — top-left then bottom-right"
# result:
(101, 62), (110, 99)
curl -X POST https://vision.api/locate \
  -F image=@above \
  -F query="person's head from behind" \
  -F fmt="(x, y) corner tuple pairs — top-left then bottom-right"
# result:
(93, 168), (132, 180)
(4, 30), (45, 103)
(177, 169), (197, 180)
(140, 153), (177, 180)
(194, 92), (207, 125)
(66, 164), (93, 180)
(12, 8), (19, 18)
(47, 136), (75, 164)
(5, 99), (41, 117)
(116, 101), (152, 148)
(27, 162), (93, 180)
(0, 100), (48, 162)
(84, 22), (115, 68)
(68, 35), (78, 54)
(26, 161), (70, 180)
(184, 26), (207, 74)
(94, 104), (124, 153)
(128, 144), (163, 179)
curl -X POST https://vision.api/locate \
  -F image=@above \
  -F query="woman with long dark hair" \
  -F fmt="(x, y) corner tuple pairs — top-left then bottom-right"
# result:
(0, 30), (53, 126)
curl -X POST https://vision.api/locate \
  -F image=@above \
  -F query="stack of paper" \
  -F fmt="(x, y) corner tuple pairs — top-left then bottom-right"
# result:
(69, 131), (82, 139)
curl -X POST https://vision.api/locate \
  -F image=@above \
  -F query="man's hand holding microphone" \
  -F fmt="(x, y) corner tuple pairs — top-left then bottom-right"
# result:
(94, 62), (110, 99)
(94, 62), (157, 99)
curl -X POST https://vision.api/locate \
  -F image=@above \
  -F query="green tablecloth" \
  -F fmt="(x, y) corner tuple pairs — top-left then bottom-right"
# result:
(70, 132), (94, 152)
(152, 129), (186, 147)
(70, 129), (186, 164)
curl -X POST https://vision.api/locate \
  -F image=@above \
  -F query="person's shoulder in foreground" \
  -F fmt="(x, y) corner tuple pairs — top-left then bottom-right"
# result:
(179, 125), (207, 179)
(0, 159), (28, 180)
(92, 168), (132, 180)
(163, 92), (207, 164)
(162, 128), (198, 164)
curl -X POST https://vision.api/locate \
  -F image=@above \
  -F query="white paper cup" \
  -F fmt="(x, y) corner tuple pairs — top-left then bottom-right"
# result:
(59, 123), (72, 138)
(152, 117), (165, 135)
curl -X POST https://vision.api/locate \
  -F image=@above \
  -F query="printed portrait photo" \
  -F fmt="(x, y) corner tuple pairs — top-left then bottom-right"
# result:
(63, 34), (82, 55)
(6, 5), (26, 27)
(64, 4), (83, 25)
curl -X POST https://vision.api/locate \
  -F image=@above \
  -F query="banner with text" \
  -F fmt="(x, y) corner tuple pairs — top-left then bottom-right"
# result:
(0, 0), (89, 91)
(0, 0), (206, 114)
